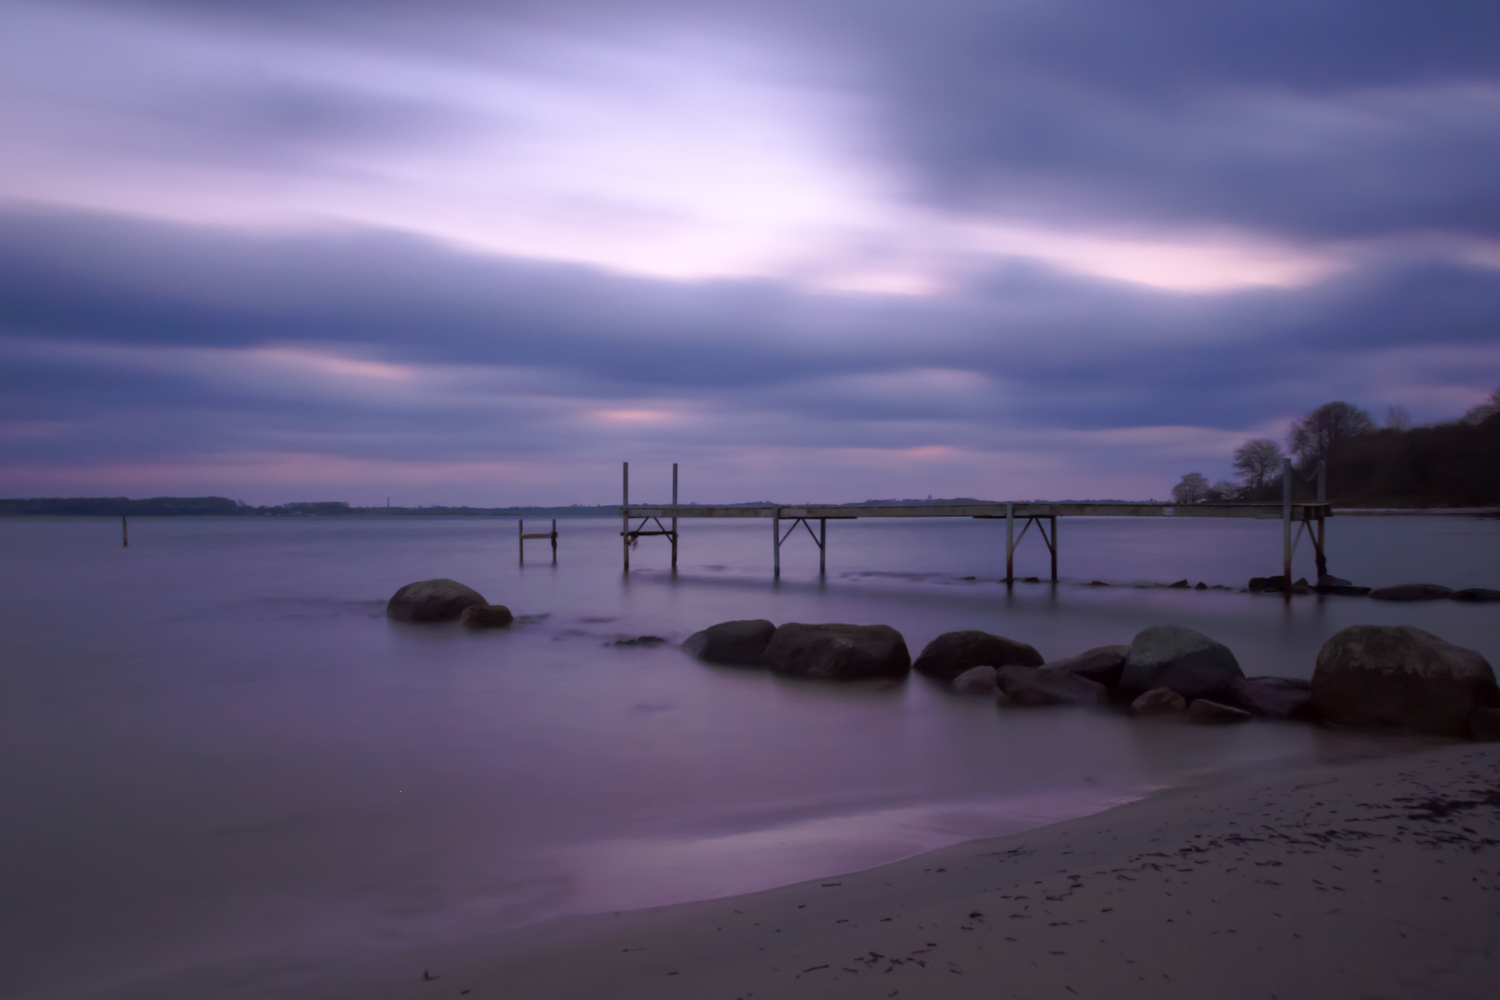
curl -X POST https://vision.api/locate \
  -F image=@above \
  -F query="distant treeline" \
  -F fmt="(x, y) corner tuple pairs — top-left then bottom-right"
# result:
(0, 497), (628, 517)
(3, 495), (1013, 517)
(1176, 393), (1500, 508)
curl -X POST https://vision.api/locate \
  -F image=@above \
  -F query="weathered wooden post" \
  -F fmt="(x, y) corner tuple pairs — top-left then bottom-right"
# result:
(1050, 515), (1058, 582)
(671, 462), (678, 571)
(772, 507), (781, 579)
(622, 461), (630, 573)
(1006, 503), (1017, 584)
(1314, 460), (1328, 580)
(1282, 457), (1293, 594)
(121, 515), (128, 548)
(518, 518), (524, 566)
(819, 518), (827, 576)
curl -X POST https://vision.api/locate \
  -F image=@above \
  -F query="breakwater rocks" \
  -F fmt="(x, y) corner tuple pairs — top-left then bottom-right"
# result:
(386, 578), (514, 626)
(1248, 575), (1500, 601)
(682, 618), (1500, 740)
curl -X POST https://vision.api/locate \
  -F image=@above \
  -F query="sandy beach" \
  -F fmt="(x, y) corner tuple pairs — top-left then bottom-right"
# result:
(351, 742), (1500, 1000)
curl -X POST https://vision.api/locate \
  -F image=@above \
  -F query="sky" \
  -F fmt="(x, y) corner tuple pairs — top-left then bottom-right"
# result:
(3, 0), (1499, 506)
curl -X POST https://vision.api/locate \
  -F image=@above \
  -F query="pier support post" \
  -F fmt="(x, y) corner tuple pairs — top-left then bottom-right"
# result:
(819, 518), (826, 576)
(622, 462), (630, 573)
(772, 508), (781, 579)
(1282, 457), (1293, 594)
(1050, 515), (1058, 582)
(121, 515), (128, 548)
(518, 519), (524, 566)
(551, 518), (558, 565)
(671, 463), (678, 571)
(1314, 460), (1328, 580)
(1005, 502), (1014, 585)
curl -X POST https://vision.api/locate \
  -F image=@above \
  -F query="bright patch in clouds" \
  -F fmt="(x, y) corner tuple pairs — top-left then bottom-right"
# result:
(0, 0), (1356, 296)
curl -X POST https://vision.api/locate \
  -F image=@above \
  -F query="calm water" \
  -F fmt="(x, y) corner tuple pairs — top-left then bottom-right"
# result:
(2, 513), (1498, 999)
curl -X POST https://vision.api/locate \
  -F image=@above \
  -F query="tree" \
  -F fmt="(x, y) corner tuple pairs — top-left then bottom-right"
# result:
(1232, 438), (1283, 492)
(1205, 479), (1239, 502)
(1384, 405), (1412, 431)
(1172, 472), (1209, 504)
(1289, 402), (1374, 464)
(1462, 388), (1500, 426)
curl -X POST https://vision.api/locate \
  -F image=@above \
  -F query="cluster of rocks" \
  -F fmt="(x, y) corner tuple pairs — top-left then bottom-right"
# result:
(1247, 574), (1500, 602)
(682, 617), (1500, 740)
(385, 578), (513, 628)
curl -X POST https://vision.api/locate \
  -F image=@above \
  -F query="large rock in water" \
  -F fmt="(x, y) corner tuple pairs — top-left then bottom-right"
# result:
(682, 619), (776, 666)
(763, 623), (910, 681)
(952, 665), (999, 695)
(1041, 645), (1129, 691)
(1312, 626), (1500, 737)
(386, 578), (488, 622)
(1119, 625), (1243, 701)
(913, 630), (1043, 681)
(997, 666), (1108, 707)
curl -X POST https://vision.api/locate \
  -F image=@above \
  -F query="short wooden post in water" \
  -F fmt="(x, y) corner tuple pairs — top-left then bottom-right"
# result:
(518, 519), (524, 566)
(121, 515), (128, 548)
(551, 519), (558, 565)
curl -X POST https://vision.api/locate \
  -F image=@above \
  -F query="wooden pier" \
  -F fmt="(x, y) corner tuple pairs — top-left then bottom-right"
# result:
(618, 461), (1332, 590)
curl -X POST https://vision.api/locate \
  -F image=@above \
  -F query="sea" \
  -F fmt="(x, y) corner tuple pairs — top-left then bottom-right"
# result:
(2, 512), (1498, 999)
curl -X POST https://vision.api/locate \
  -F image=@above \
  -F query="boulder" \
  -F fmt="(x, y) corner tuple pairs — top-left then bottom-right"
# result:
(1315, 582), (1373, 596)
(460, 603), (514, 628)
(1119, 625), (1244, 701)
(952, 665), (999, 695)
(1130, 687), (1187, 715)
(1311, 625), (1500, 737)
(1169, 579), (1189, 589)
(681, 619), (776, 667)
(1247, 576), (1285, 593)
(1187, 699), (1253, 725)
(1041, 645), (1129, 691)
(1368, 584), (1454, 602)
(996, 666), (1109, 707)
(1473, 708), (1500, 742)
(1226, 676), (1316, 720)
(1452, 588), (1500, 603)
(386, 578), (488, 623)
(763, 623), (911, 681)
(913, 630), (1044, 681)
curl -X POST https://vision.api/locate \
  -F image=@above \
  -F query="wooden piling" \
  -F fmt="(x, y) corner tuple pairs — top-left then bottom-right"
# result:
(551, 518), (558, 565)
(121, 515), (128, 548)
(772, 507), (781, 579)
(1282, 457), (1293, 594)
(622, 462), (630, 573)
(671, 463), (678, 570)
(819, 518), (826, 576)
(1005, 502), (1014, 584)
(1050, 515), (1058, 582)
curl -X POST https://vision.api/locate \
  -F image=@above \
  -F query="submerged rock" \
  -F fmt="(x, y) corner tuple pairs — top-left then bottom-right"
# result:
(1041, 645), (1129, 691)
(1227, 676), (1316, 720)
(1187, 699), (1253, 725)
(952, 665), (999, 695)
(1369, 583), (1455, 601)
(460, 603), (515, 628)
(682, 619), (776, 667)
(1312, 625), (1499, 737)
(612, 635), (666, 647)
(913, 630), (1044, 681)
(997, 666), (1108, 707)
(1452, 588), (1500, 603)
(1119, 625), (1243, 701)
(763, 623), (911, 681)
(386, 579), (488, 623)
(1130, 687), (1187, 715)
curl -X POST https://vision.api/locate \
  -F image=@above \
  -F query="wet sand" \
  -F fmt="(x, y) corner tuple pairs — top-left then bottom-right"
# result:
(354, 742), (1500, 1000)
